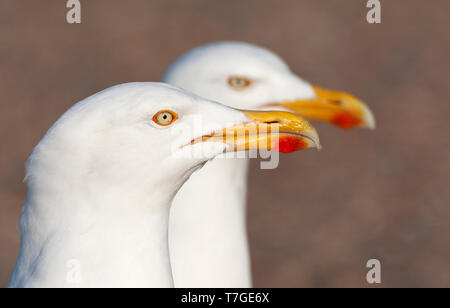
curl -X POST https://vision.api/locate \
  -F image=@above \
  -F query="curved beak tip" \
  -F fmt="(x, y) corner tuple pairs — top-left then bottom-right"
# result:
(308, 131), (322, 151)
(364, 107), (376, 130)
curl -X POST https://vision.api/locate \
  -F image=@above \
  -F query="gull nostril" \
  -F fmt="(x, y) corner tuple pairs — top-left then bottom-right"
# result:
(264, 121), (280, 124)
(328, 99), (343, 106)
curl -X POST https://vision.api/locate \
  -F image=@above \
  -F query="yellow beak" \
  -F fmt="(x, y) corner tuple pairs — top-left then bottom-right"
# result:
(189, 110), (321, 153)
(267, 86), (376, 130)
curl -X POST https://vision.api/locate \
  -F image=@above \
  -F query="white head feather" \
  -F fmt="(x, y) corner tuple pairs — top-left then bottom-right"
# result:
(163, 41), (316, 110)
(9, 82), (250, 288)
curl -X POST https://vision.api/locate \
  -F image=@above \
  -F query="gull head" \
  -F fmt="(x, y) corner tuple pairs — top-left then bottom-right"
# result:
(163, 41), (375, 130)
(26, 83), (320, 201)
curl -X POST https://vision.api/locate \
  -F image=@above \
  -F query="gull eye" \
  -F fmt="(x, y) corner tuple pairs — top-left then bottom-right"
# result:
(152, 110), (178, 126)
(228, 76), (252, 90)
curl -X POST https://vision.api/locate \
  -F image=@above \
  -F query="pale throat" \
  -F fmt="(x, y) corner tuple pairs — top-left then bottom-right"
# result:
(13, 173), (181, 287)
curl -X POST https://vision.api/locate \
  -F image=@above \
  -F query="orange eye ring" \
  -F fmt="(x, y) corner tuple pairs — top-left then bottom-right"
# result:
(228, 76), (252, 90)
(152, 110), (178, 126)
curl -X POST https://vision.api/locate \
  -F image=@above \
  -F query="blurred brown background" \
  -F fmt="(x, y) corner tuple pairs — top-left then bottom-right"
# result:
(1, 0), (449, 287)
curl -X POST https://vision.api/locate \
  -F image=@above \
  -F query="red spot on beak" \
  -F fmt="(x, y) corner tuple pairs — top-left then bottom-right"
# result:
(276, 136), (308, 153)
(332, 112), (362, 129)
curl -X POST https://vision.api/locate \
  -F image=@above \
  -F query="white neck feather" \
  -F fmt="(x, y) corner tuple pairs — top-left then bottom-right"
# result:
(169, 158), (252, 287)
(9, 176), (177, 288)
